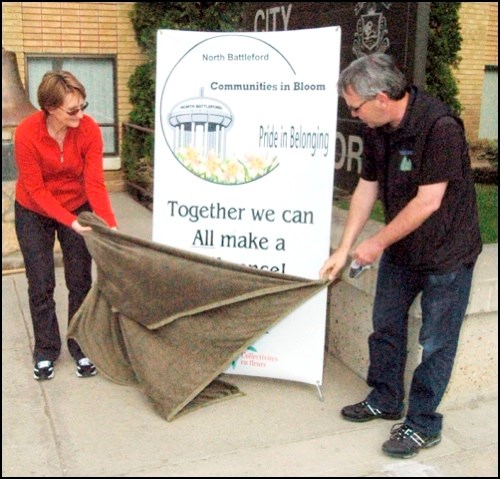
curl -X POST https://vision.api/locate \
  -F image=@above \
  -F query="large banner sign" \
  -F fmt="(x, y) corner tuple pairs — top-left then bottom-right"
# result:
(153, 27), (341, 385)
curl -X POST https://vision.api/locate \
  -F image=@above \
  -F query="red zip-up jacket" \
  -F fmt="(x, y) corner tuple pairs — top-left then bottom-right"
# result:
(14, 110), (117, 228)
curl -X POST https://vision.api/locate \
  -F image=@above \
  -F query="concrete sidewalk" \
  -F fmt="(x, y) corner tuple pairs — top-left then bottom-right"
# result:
(2, 192), (498, 477)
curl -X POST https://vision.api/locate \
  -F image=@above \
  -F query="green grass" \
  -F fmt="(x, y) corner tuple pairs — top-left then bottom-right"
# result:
(475, 184), (498, 244)
(335, 184), (498, 244)
(335, 197), (386, 223)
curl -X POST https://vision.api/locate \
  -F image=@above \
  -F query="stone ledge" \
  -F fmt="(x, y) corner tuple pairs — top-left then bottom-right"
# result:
(2, 251), (63, 272)
(327, 206), (498, 408)
(331, 207), (499, 316)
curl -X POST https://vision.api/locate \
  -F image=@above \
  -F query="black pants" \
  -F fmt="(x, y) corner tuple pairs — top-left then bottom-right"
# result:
(15, 201), (92, 363)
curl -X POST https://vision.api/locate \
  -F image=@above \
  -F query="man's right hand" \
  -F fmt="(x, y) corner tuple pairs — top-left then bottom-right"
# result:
(320, 249), (349, 281)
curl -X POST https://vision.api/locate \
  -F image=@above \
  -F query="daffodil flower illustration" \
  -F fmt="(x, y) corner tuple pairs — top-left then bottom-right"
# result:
(176, 147), (278, 185)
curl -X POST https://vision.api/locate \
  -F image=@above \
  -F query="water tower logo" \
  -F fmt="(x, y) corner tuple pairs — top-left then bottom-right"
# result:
(167, 89), (278, 185)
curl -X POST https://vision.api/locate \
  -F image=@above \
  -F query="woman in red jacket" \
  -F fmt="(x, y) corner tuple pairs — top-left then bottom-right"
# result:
(14, 71), (118, 380)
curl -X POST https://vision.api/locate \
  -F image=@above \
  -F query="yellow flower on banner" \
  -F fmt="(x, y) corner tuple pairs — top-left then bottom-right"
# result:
(176, 147), (278, 185)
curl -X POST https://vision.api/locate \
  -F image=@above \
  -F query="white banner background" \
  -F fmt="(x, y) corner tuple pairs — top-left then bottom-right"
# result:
(153, 27), (341, 385)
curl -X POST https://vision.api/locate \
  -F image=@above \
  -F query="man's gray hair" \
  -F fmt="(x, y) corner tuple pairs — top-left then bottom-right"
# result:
(337, 53), (408, 100)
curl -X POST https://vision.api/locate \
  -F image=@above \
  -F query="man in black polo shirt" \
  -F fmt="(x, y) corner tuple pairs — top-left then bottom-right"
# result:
(320, 53), (482, 459)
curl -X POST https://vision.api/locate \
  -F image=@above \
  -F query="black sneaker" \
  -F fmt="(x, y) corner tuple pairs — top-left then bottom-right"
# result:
(382, 423), (442, 459)
(75, 357), (97, 378)
(34, 360), (55, 380)
(341, 400), (402, 422)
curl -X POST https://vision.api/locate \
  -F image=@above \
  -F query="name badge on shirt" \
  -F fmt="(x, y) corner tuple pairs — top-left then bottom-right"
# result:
(399, 149), (414, 171)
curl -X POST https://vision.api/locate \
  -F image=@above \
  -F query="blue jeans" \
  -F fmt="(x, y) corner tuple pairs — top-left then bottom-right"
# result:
(366, 253), (475, 435)
(15, 201), (92, 363)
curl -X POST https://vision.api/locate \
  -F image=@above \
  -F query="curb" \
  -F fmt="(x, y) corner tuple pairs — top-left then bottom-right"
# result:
(2, 252), (64, 274)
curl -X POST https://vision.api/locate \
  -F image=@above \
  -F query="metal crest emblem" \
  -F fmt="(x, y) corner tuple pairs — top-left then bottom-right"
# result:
(353, 3), (391, 57)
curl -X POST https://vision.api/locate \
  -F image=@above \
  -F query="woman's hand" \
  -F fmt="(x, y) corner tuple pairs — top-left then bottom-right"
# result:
(71, 219), (92, 234)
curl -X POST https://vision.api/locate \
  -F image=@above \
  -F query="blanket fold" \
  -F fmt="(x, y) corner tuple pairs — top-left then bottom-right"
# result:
(68, 212), (331, 421)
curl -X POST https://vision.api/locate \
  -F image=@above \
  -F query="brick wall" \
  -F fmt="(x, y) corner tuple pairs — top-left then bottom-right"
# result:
(455, 2), (498, 141)
(1, 1), (146, 178)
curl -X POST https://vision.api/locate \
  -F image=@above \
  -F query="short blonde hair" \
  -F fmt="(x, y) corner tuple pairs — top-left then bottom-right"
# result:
(37, 71), (86, 112)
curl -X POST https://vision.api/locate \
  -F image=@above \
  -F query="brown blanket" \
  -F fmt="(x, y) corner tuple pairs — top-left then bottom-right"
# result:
(68, 212), (331, 421)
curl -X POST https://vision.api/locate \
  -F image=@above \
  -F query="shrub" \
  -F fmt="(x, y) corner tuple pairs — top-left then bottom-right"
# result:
(469, 139), (498, 166)
(425, 3), (463, 115)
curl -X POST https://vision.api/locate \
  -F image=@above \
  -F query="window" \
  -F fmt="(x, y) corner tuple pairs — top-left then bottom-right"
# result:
(26, 56), (118, 155)
(478, 65), (498, 140)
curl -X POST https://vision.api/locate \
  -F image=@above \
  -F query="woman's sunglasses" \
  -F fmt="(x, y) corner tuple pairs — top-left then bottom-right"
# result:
(60, 101), (89, 116)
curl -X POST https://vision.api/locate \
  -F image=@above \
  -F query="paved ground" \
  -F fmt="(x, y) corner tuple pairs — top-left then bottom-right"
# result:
(2, 192), (498, 477)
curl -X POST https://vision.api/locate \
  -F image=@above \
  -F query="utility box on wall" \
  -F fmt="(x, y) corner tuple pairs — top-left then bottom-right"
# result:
(242, 2), (430, 193)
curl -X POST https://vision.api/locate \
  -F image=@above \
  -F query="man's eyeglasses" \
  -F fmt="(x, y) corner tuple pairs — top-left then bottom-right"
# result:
(347, 98), (373, 114)
(60, 101), (89, 116)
